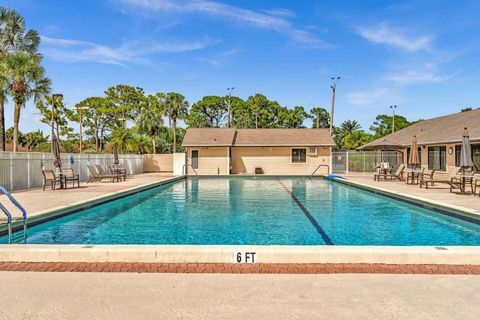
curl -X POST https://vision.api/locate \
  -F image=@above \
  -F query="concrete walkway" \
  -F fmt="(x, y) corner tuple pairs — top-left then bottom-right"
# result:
(0, 173), (176, 220)
(0, 272), (479, 319)
(345, 175), (480, 214)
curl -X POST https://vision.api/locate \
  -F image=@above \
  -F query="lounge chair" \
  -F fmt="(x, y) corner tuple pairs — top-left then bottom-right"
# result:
(63, 167), (80, 188)
(86, 165), (118, 183)
(42, 170), (62, 191)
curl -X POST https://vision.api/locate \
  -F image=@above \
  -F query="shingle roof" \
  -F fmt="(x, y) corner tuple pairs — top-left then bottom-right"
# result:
(361, 109), (480, 148)
(182, 128), (335, 147)
(182, 128), (236, 146)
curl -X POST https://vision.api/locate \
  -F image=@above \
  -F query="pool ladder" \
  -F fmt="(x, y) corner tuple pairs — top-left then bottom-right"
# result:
(309, 164), (330, 179)
(182, 164), (199, 178)
(0, 186), (28, 244)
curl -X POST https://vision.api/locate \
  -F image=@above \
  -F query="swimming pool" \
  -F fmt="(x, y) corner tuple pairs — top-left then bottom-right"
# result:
(3, 177), (480, 245)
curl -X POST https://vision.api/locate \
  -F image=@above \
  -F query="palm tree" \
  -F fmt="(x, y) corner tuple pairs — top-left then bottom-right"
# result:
(310, 107), (330, 129)
(137, 95), (164, 154)
(0, 7), (40, 151)
(2, 52), (51, 151)
(24, 129), (48, 151)
(164, 92), (188, 152)
(340, 120), (361, 134)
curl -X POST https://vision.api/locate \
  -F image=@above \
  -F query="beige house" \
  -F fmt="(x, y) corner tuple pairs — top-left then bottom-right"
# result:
(181, 128), (335, 176)
(361, 109), (480, 174)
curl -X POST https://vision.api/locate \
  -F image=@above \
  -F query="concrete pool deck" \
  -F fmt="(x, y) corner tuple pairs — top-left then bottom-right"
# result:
(0, 173), (180, 228)
(2, 272), (479, 319)
(339, 175), (480, 218)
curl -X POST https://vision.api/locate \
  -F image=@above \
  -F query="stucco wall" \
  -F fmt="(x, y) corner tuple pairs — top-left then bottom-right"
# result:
(186, 147), (229, 175)
(231, 146), (331, 176)
(143, 154), (173, 172)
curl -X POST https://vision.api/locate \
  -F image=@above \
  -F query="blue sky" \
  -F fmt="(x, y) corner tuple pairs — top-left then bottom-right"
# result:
(4, 0), (480, 133)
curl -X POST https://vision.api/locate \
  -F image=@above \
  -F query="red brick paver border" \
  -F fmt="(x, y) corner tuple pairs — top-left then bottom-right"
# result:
(1, 262), (480, 274)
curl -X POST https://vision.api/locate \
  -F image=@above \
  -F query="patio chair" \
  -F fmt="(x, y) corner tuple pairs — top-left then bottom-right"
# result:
(63, 167), (80, 188)
(473, 174), (480, 196)
(86, 165), (118, 183)
(419, 169), (436, 189)
(109, 165), (127, 181)
(375, 164), (405, 182)
(42, 170), (62, 191)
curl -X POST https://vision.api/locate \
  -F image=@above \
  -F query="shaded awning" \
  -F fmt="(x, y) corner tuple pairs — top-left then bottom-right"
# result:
(357, 139), (404, 151)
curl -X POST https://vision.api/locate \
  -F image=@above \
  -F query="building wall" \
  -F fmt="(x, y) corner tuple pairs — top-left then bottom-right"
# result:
(143, 154), (173, 172)
(185, 147), (230, 175)
(231, 146), (331, 176)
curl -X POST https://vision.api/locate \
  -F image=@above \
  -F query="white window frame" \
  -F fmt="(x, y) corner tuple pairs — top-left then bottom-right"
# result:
(291, 147), (307, 164)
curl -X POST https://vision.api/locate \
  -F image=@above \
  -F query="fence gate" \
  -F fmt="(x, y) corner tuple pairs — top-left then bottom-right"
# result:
(332, 151), (403, 175)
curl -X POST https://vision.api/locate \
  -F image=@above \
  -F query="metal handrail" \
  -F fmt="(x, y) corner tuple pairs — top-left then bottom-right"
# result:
(182, 164), (199, 178)
(0, 186), (28, 244)
(309, 164), (330, 179)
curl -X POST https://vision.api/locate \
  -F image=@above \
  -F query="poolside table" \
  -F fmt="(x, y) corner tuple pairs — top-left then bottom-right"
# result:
(405, 169), (421, 185)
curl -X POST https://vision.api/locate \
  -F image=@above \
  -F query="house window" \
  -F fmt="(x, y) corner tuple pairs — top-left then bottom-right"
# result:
(428, 146), (446, 171)
(291, 148), (307, 163)
(456, 144), (480, 170)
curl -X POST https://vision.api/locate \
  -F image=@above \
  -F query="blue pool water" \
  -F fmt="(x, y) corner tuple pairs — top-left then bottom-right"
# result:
(3, 177), (480, 245)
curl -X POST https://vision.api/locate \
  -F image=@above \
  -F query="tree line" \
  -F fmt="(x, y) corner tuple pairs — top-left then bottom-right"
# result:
(0, 6), (421, 154)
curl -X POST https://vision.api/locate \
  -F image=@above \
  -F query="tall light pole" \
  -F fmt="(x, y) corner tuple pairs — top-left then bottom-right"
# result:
(329, 77), (341, 135)
(390, 105), (397, 134)
(226, 87), (235, 128)
(50, 93), (63, 152)
(75, 105), (89, 153)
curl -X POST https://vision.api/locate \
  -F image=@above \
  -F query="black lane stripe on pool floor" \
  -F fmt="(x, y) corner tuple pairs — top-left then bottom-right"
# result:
(277, 179), (334, 245)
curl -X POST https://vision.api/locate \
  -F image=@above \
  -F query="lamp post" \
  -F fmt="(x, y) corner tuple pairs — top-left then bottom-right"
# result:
(390, 105), (397, 134)
(329, 77), (341, 135)
(226, 87), (235, 128)
(50, 93), (63, 152)
(75, 105), (89, 153)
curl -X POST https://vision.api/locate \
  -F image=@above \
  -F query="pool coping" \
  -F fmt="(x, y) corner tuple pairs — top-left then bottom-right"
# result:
(1, 244), (480, 265)
(1, 175), (480, 266)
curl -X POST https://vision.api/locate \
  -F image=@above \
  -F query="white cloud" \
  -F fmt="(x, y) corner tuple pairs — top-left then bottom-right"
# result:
(41, 35), (217, 65)
(346, 88), (400, 107)
(356, 23), (432, 52)
(118, 0), (330, 48)
(385, 63), (450, 85)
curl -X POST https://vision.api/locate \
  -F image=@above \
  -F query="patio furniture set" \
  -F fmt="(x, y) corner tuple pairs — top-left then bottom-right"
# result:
(373, 163), (480, 196)
(41, 164), (127, 191)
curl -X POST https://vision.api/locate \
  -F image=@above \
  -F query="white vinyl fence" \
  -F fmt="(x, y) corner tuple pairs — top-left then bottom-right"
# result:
(0, 152), (144, 191)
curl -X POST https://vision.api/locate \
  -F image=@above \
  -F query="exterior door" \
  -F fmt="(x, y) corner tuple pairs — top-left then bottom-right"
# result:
(191, 150), (199, 169)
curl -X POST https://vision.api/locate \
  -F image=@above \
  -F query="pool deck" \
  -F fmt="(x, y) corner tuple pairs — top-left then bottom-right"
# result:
(339, 175), (480, 218)
(0, 173), (180, 226)
(2, 272), (479, 319)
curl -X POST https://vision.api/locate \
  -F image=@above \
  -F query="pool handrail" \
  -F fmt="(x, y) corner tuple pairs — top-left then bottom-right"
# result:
(182, 164), (199, 178)
(0, 186), (28, 244)
(309, 164), (330, 179)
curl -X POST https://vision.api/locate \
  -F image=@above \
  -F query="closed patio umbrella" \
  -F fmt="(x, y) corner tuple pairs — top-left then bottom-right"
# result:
(408, 136), (420, 169)
(52, 134), (62, 172)
(460, 127), (474, 169)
